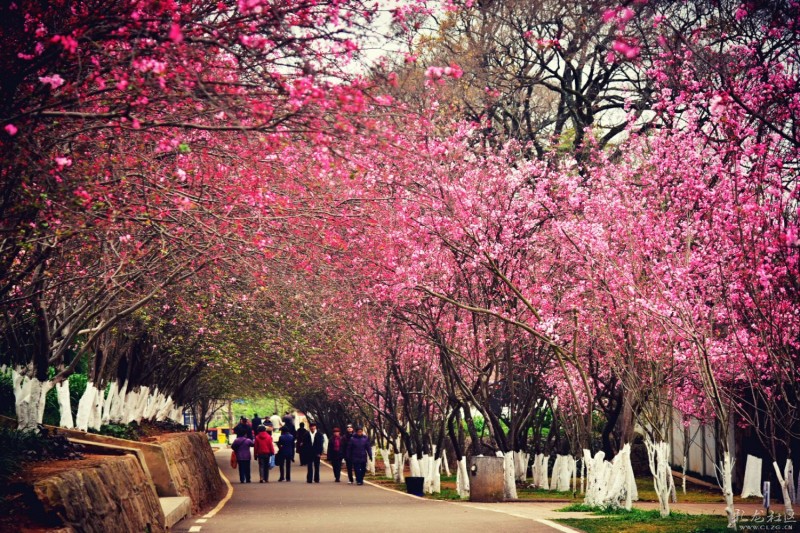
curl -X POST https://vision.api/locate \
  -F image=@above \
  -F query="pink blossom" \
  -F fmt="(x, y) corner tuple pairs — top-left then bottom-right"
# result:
(4, 124), (17, 136)
(39, 74), (65, 89)
(618, 8), (635, 23)
(601, 9), (617, 23)
(169, 23), (183, 43)
(612, 39), (640, 59)
(54, 156), (72, 168)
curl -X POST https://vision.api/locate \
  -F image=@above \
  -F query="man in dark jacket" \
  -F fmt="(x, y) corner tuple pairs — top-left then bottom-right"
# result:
(327, 427), (345, 482)
(346, 426), (372, 485)
(304, 422), (325, 483)
(252, 413), (262, 429)
(295, 422), (309, 465)
(234, 416), (253, 440)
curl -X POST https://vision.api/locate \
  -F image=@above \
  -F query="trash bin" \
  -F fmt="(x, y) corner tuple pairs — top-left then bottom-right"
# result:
(405, 476), (424, 496)
(468, 456), (505, 502)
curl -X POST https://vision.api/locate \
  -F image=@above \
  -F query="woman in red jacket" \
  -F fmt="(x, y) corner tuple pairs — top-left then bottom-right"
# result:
(254, 425), (276, 483)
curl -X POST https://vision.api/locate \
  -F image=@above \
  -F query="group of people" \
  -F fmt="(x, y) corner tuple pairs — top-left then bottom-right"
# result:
(229, 413), (373, 487)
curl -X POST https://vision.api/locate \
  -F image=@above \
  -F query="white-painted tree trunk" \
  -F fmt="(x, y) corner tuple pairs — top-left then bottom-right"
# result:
(88, 383), (105, 430)
(554, 455), (575, 491)
(109, 380), (128, 423)
(720, 451), (736, 529)
(409, 454), (422, 477)
(75, 382), (98, 431)
(56, 380), (74, 428)
(551, 455), (563, 491)
(773, 460), (795, 517)
(394, 452), (406, 483)
(440, 448), (451, 476)
(539, 454), (550, 490)
(102, 381), (119, 424)
(644, 439), (672, 517)
(379, 448), (393, 478)
(682, 455), (687, 494)
(430, 456), (442, 493)
(368, 447), (376, 474)
(456, 456), (470, 499)
(421, 454), (432, 493)
(155, 396), (174, 421)
(514, 451), (529, 482)
(583, 449), (607, 507)
(502, 451), (518, 499)
(785, 460), (795, 505)
(14, 370), (44, 432)
(581, 458), (586, 494)
(36, 380), (53, 425)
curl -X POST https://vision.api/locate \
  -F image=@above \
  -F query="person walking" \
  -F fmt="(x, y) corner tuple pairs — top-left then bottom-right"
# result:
(231, 429), (254, 483)
(295, 422), (309, 466)
(326, 427), (345, 482)
(346, 426), (372, 486)
(234, 416), (253, 440)
(270, 412), (282, 431)
(305, 422), (324, 483)
(276, 426), (295, 482)
(282, 411), (296, 435)
(252, 413), (263, 429)
(343, 423), (355, 484)
(254, 425), (275, 483)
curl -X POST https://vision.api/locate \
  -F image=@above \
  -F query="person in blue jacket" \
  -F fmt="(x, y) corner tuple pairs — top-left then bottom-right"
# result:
(346, 426), (372, 485)
(276, 426), (295, 482)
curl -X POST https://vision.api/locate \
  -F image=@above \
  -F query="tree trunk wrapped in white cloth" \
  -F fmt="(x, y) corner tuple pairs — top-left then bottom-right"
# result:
(56, 380), (74, 428)
(644, 439), (672, 517)
(741, 455), (763, 498)
(456, 456), (470, 499)
(379, 448), (393, 478)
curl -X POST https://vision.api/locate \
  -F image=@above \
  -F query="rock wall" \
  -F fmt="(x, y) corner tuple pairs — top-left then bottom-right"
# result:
(158, 432), (225, 514)
(32, 455), (166, 533)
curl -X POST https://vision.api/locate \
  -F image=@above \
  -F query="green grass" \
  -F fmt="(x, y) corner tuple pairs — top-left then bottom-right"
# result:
(556, 507), (730, 533)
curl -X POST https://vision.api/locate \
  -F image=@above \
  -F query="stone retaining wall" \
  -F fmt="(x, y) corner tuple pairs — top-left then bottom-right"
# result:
(158, 432), (226, 514)
(31, 455), (166, 533)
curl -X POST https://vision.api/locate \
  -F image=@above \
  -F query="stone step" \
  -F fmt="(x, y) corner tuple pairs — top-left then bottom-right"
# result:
(160, 496), (191, 528)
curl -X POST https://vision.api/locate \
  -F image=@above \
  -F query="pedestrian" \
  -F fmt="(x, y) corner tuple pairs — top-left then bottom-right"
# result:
(234, 416), (253, 440)
(252, 413), (262, 429)
(343, 423), (355, 484)
(304, 422), (324, 483)
(346, 426), (372, 485)
(231, 429), (254, 483)
(295, 422), (309, 466)
(270, 412), (282, 430)
(276, 426), (295, 482)
(282, 411), (296, 435)
(254, 425), (275, 483)
(327, 427), (345, 482)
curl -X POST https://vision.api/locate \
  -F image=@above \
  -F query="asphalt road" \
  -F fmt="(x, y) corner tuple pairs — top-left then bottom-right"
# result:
(172, 448), (575, 533)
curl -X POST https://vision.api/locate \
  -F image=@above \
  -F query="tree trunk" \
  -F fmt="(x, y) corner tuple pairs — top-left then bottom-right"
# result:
(644, 438), (671, 517)
(56, 379), (74, 428)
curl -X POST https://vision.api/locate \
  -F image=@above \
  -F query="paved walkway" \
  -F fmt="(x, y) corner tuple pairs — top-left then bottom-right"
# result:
(174, 448), (769, 533)
(172, 448), (585, 533)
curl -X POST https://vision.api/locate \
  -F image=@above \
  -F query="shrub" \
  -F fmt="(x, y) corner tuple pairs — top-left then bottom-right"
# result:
(0, 426), (84, 484)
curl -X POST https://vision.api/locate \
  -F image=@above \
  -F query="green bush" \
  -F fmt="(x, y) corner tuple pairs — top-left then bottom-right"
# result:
(90, 423), (139, 441)
(0, 373), (13, 418)
(0, 426), (84, 484)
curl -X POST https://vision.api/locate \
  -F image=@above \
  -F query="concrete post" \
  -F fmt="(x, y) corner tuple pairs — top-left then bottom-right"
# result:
(468, 456), (505, 502)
